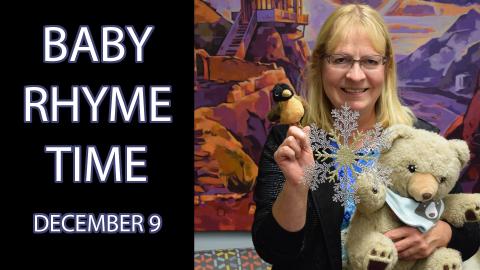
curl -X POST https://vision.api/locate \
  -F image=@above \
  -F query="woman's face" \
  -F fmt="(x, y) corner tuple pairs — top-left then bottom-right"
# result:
(322, 30), (385, 116)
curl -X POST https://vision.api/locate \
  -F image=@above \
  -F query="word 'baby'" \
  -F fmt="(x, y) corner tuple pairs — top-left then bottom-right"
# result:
(44, 25), (154, 63)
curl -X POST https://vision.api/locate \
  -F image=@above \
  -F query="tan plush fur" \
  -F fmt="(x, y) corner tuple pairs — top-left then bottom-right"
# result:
(280, 97), (305, 125)
(346, 124), (480, 270)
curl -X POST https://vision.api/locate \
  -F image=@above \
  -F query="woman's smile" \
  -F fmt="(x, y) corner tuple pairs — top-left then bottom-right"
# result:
(340, 87), (369, 94)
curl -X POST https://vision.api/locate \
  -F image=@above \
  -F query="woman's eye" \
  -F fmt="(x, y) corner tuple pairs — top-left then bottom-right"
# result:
(334, 57), (347, 64)
(407, 164), (416, 173)
(366, 59), (379, 65)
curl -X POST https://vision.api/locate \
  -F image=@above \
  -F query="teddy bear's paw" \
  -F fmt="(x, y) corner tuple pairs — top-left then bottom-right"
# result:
(443, 194), (480, 226)
(420, 247), (462, 270)
(440, 262), (461, 270)
(366, 247), (394, 270)
(464, 201), (480, 222)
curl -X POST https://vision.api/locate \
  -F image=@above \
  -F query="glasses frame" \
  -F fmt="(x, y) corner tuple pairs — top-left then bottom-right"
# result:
(323, 54), (388, 70)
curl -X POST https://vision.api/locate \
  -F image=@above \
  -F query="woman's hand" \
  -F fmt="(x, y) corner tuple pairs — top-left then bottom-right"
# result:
(384, 220), (452, 260)
(273, 125), (314, 188)
(271, 125), (314, 232)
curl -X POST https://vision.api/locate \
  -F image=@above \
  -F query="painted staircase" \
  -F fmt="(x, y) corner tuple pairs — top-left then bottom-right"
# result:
(217, 13), (257, 59)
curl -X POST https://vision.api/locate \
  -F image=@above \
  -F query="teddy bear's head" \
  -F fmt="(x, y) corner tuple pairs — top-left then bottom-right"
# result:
(379, 124), (470, 202)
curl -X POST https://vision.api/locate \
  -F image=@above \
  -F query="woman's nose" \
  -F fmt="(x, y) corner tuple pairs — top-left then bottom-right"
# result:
(345, 62), (366, 81)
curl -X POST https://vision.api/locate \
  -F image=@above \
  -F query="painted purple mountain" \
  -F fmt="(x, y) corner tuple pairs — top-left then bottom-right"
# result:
(397, 9), (480, 91)
(424, 0), (480, 6)
(439, 42), (480, 94)
(331, 0), (388, 9)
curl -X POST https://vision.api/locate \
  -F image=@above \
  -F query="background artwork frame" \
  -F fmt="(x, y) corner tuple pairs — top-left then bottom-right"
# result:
(194, 0), (480, 231)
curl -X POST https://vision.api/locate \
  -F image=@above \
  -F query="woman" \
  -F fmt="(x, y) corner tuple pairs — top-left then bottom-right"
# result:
(252, 4), (479, 270)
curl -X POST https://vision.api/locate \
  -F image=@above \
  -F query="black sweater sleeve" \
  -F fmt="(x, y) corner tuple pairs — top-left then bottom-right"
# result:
(446, 182), (480, 261)
(251, 125), (306, 264)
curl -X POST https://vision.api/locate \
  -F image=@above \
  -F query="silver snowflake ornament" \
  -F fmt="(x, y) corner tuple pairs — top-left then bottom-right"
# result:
(304, 103), (392, 206)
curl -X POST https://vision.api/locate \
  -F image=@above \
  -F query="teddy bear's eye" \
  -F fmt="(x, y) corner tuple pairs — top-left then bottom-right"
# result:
(440, 177), (447, 183)
(407, 164), (416, 173)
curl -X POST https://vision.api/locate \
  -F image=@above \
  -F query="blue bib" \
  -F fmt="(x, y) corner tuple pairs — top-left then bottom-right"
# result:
(385, 188), (444, 233)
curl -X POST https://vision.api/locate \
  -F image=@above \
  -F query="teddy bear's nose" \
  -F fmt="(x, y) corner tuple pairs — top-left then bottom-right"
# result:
(422, 193), (432, 200)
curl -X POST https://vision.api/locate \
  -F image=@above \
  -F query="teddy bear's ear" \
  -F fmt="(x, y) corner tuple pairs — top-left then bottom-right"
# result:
(383, 124), (413, 152)
(449, 139), (470, 168)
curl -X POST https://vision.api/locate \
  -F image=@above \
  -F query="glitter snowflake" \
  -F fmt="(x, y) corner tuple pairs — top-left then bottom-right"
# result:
(304, 104), (392, 206)
(363, 164), (393, 190)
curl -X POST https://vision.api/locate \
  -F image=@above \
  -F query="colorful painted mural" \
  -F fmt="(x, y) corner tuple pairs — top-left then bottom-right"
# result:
(194, 0), (480, 231)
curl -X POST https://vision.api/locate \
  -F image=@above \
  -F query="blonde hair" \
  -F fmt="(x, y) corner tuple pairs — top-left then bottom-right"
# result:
(302, 4), (415, 131)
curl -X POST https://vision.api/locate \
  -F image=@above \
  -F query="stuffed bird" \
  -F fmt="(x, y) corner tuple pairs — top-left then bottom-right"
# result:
(267, 83), (308, 126)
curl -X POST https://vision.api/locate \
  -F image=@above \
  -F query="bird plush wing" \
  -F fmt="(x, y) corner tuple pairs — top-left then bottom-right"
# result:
(267, 104), (282, 122)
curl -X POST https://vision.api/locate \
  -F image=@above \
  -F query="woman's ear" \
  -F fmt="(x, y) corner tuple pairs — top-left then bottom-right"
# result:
(449, 139), (471, 168)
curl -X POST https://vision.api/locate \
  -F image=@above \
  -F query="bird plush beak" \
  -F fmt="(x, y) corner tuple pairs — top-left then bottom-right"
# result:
(282, 89), (293, 98)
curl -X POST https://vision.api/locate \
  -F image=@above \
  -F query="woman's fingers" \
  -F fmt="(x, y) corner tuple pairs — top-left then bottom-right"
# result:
(273, 125), (315, 186)
(384, 226), (434, 260)
(287, 125), (311, 152)
(274, 144), (296, 162)
(274, 125), (314, 168)
(384, 226), (412, 241)
(284, 136), (302, 158)
(393, 236), (416, 253)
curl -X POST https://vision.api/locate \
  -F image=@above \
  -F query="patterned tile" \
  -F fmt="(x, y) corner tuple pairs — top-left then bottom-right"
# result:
(194, 248), (271, 270)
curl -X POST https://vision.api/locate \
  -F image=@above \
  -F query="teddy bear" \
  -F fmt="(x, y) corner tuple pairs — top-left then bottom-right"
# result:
(346, 124), (480, 270)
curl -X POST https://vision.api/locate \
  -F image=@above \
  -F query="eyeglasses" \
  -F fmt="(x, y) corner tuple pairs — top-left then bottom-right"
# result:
(323, 54), (387, 70)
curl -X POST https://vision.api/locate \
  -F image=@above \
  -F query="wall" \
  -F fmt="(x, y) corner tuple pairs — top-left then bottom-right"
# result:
(195, 232), (479, 270)
(465, 251), (480, 269)
(194, 231), (253, 251)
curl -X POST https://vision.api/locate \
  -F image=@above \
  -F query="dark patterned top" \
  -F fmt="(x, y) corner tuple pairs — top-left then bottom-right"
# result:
(252, 119), (480, 270)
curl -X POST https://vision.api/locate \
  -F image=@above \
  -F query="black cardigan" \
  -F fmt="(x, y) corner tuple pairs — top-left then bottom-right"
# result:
(252, 120), (480, 270)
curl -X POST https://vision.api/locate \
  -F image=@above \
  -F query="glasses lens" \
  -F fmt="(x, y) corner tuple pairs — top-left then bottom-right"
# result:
(360, 56), (383, 69)
(329, 54), (353, 69)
